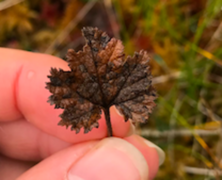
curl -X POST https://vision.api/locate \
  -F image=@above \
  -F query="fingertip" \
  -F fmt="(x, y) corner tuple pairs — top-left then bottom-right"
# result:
(109, 106), (132, 137)
(18, 138), (149, 180)
(124, 135), (164, 179)
(143, 139), (165, 166)
(68, 138), (148, 180)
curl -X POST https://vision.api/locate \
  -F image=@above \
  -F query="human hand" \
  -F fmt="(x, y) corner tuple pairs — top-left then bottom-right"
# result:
(0, 48), (165, 180)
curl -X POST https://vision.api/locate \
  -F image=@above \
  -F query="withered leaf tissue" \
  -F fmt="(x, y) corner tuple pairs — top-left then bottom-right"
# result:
(46, 27), (157, 137)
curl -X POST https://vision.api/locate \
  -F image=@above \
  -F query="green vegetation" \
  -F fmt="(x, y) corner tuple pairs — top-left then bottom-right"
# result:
(1, 0), (222, 179)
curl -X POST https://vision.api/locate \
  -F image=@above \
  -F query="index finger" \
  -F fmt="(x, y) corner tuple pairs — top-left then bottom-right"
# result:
(0, 48), (131, 143)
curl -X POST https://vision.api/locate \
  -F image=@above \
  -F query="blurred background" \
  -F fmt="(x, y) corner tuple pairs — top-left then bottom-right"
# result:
(0, 0), (222, 179)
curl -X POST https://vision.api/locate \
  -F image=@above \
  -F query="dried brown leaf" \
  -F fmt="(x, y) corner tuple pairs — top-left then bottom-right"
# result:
(46, 27), (157, 136)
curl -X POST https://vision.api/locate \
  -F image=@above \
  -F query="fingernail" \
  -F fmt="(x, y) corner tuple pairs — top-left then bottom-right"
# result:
(114, 106), (123, 117)
(126, 122), (135, 137)
(144, 140), (165, 166)
(68, 138), (148, 180)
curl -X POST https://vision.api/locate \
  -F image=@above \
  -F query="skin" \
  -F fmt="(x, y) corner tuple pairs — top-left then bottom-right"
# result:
(0, 48), (161, 180)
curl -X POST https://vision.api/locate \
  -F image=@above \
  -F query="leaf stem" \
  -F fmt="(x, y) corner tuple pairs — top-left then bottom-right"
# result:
(103, 108), (113, 137)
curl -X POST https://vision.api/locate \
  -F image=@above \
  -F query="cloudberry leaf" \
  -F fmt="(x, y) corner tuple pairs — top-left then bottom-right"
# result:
(46, 27), (157, 136)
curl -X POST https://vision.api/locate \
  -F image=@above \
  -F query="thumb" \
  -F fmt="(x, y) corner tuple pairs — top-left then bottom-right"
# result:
(18, 138), (150, 180)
